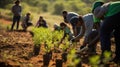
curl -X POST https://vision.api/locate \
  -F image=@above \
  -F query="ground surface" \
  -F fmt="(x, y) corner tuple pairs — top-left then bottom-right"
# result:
(0, 19), (119, 67)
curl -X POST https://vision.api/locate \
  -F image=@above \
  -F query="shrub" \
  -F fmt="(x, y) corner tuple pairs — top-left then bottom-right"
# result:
(53, 3), (64, 15)
(32, 27), (63, 53)
(67, 48), (81, 67)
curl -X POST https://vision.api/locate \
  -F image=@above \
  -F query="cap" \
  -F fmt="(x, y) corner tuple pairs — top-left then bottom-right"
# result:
(92, 1), (104, 13)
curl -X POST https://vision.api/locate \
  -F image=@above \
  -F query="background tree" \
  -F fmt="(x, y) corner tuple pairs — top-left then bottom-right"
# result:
(53, 3), (64, 15)
(0, 0), (12, 8)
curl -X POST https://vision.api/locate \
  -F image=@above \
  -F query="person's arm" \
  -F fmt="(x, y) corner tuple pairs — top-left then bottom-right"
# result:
(60, 33), (67, 43)
(35, 21), (39, 27)
(64, 17), (69, 23)
(20, 6), (22, 13)
(23, 16), (27, 24)
(78, 23), (86, 39)
(88, 23), (100, 46)
(44, 20), (48, 28)
(72, 23), (86, 42)
(11, 6), (14, 14)
(75, 22), (86, 41)
(64, 19), (69, 23)
(80, 22), (100, 49)
(71, 16), (86, 41)
(73, 26), (77, 36)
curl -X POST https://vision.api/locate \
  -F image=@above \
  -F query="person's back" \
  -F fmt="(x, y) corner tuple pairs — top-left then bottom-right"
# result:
(79, 13), (100, 55)
(66, 12), (79, 23)
(83, 13), (94, 37)
(23, 14), (30, 23)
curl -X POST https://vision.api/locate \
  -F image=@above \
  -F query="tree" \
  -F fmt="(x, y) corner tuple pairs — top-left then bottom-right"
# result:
(0, 0), (12, 8)
(53, 3), (64, 15)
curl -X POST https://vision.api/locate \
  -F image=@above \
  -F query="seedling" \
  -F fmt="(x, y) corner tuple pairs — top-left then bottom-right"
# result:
(89, 55), (100, 67)
(67, 48), (81, 67)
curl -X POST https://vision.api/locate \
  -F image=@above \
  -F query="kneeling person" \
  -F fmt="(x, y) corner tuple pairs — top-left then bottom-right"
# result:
(21, 13), (33, 31)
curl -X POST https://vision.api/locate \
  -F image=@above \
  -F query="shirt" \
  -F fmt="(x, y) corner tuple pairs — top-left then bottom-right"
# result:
(93, 1), (120, 23)
(36, 20), (48, 28)
(12, 5), (22, 16)
(83, 13), (94, 37)
(66, 12), (79, 23)
(64, 27), (73, 39)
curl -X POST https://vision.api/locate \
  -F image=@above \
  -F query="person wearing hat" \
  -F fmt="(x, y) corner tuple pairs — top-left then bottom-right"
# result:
(21, 13), (33, 31)
(11, 0), (22, 31)
(92, 1), (120, 63)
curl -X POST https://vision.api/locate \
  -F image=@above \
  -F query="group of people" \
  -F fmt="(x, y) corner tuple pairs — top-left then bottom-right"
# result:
(61, 1), (120, 64)
(54, 22), (74, 44)
(11, 0), (120, 64)
(11, 0), (48, 31)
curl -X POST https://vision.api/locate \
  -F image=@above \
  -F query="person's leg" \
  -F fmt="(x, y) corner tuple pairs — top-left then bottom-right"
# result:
(11, 16), (17, 30)
(113, 28), (120, 62)
(75, 27), (81, 42)
(100, 12), (120, 61)
(16, 16), (21, 30)
(112, 13), (120, 63)
(22, 24), (27, 31)
(80, 30), (98, 54)
(27, 22), (32, 26)
(87, 30), (98, 54)
(100, 18), (114, 54)
(99, 18), (115, 64)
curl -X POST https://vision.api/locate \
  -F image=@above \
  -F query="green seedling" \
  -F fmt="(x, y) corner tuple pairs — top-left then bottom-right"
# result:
(67, 48), (81, 67)
(89, 55), (100, 67)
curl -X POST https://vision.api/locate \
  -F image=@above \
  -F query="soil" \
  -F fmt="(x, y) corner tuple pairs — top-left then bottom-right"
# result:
(0, 19), (119, 67)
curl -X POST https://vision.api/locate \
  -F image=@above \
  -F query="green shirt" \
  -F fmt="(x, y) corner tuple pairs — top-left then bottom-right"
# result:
(55, 26), (61, 31)
(93, 1), (120, 23)
(64, 27), (71, 34)
(93, 15), (101, 23)
(105, 1), (120, 17)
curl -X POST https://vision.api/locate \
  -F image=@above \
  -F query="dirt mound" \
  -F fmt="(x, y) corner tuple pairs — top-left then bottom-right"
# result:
(0, 30), (60, 67)
(0, 30), (35, 67)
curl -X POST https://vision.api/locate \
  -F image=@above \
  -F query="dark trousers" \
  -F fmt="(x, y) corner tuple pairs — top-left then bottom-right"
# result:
(87, 30), (98, 52)
(22, 22), (33, 31)
(100, 12), (120, 58)
(11, 15), (21, 30)
(27, 22), (32, 26)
